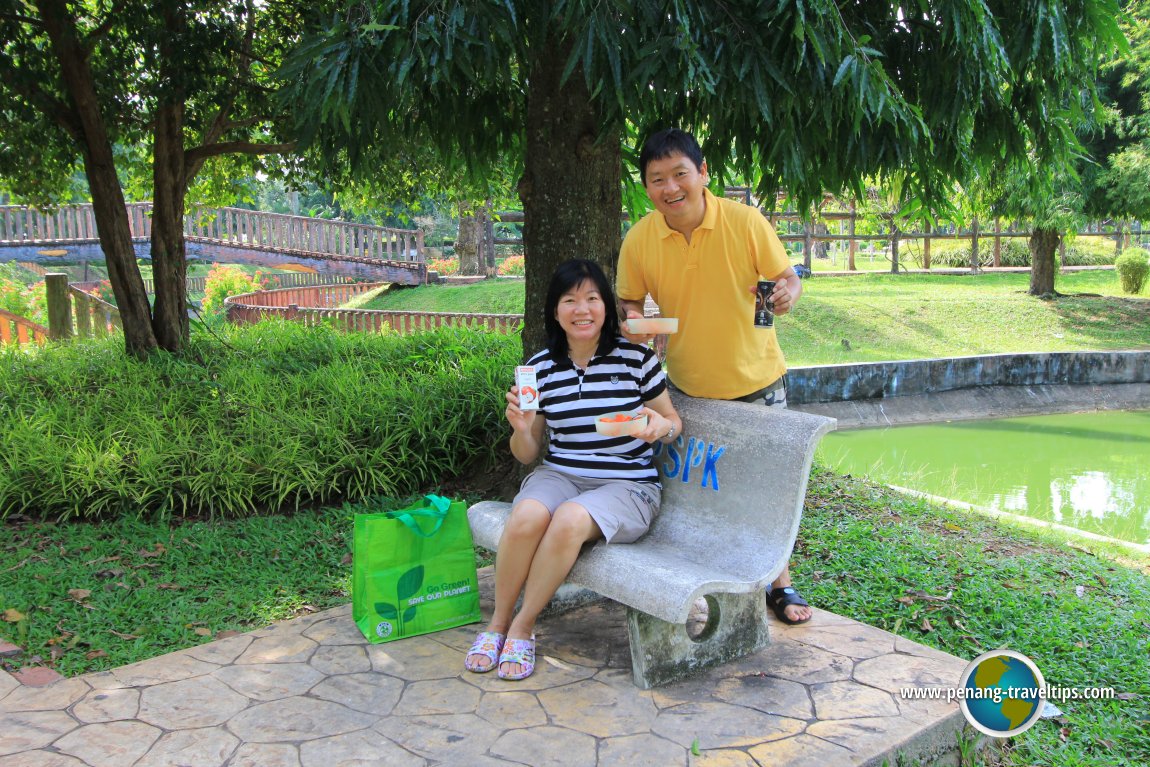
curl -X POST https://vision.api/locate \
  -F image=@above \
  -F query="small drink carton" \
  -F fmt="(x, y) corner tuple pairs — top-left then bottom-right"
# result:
(754, 280), (776, 328)
(515, 365), (540, 411)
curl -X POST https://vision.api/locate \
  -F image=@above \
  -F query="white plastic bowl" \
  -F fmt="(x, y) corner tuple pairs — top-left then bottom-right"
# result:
(594, 412), (648, 437)
(624, 317), (679, 335)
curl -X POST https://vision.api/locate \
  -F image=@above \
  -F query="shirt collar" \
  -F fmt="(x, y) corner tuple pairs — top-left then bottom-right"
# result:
(653, 187), (719, 239)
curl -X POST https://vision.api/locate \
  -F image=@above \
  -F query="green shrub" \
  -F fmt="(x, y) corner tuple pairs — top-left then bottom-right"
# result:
(497, 255), (526, 276)
(201, 266), (279, 321)
(426, 257), (459, 275)
(929, 237), (1119, 269)
(1062, 239), (1117, 266)
(89, 279), (117, 306)
(1115, 247), (1150, 294)
(928, 239), (1031, 268)
(0, 265), (47, 323)
(0, 323), (518, 520)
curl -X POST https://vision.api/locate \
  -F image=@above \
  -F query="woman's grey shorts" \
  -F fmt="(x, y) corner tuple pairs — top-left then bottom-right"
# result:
(513, 466), (661, 544)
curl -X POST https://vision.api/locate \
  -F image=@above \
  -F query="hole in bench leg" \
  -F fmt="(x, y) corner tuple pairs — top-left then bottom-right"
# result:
(686, 595), (720, 643)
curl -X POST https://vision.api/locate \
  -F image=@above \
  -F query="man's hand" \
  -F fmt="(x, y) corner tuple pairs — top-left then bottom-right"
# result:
(769, 280), (796, 315)
(620, 307), (655, 345)
(746, 268), (802, 316)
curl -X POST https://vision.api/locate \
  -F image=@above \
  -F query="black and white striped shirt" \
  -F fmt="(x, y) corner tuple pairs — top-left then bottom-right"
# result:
(528, 338), (667, 484)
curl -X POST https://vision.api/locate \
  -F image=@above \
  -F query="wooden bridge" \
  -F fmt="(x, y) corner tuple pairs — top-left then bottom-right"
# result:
(225, 284), (523, 335)
(0, 203), (428, 285)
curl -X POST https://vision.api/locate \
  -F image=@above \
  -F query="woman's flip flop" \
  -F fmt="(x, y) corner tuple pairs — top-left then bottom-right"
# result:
(497, 636), (536, 680)
(464, 631), (506, 673)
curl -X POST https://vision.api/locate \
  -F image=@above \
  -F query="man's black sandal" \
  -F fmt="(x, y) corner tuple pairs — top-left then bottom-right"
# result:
(767, 586), (811, 625)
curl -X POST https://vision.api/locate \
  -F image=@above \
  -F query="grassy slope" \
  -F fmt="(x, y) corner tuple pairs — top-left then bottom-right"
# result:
(359, 271), (1150, 365)
(358, 279), (527, 315)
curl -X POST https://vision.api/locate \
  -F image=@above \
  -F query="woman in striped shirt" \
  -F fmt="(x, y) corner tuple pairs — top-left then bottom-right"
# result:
(464, 259), (682, 681)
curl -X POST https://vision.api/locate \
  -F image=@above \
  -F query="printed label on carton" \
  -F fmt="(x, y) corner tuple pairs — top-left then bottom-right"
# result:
(515, 366), (539, 410)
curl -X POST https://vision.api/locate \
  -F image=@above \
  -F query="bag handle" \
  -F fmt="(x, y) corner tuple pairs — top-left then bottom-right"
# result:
(384, 494), (451, 538)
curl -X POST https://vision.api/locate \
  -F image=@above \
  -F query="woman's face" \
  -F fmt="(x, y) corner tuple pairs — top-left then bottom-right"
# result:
(555, 278), (605, 347)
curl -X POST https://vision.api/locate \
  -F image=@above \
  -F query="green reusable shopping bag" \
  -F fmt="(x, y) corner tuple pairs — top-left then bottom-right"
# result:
(352, 495), (481, 643)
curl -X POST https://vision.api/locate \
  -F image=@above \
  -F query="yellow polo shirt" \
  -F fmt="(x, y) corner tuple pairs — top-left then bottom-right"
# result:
(617, 189), (791, 399)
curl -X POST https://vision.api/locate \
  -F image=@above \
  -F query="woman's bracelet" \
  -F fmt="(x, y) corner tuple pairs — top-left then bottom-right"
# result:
(663, 422), (676, 442)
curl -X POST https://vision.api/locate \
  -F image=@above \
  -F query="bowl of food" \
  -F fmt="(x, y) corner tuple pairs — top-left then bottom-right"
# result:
(595, 411), (648, 437)
(624, 317), (679, 335)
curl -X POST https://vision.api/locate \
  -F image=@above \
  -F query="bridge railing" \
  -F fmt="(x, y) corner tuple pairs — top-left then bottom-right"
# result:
(186, 206), (424, 263)
(1, 203), (424, 265)
(67, 285), (121, 338)
(225, 284), (522, 335)
(64, 271), (355, 297)
(0, 204), (152, 243)
(0, 308), (50, 347)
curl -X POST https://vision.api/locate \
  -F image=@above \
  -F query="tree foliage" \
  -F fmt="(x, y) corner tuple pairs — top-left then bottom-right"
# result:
(279, 2), (1123, 350)
(0, 0), (303, 355)
(283, 1), (1122, 212)
(1082, 0), (1150, 220)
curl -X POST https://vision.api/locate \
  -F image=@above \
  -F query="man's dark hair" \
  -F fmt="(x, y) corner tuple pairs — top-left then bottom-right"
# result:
(638, 128), (704, 185)
(542, 258), (621, 361)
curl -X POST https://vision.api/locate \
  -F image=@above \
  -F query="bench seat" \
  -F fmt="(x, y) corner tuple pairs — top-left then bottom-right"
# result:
(468, 392), (835, 688)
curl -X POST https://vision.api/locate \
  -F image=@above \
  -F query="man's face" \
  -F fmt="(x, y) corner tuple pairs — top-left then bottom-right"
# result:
(643, 153), (708, 227)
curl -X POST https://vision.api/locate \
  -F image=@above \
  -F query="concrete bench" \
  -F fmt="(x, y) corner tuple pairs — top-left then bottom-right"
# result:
(467, 392), (836, 688)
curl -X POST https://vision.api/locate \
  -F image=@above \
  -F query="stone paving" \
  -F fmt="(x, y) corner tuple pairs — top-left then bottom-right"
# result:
(1, 569), (971, 766)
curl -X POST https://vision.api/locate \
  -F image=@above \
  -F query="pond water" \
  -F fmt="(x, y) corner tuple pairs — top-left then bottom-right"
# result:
(817, 410), (1150, 546)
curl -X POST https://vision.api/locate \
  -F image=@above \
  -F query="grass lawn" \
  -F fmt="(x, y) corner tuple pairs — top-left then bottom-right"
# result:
(784, 270), (1150, 364)
(357, 278), (527, 315)
(359, 270), (1150, 365)
(807, 251), (897, 271)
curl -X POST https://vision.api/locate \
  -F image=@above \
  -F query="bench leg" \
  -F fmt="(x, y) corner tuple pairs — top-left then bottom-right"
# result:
(625, 592), (771, 689)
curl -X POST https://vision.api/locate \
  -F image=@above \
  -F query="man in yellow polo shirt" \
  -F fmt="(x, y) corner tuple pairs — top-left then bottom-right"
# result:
(617, 127), (811, 624)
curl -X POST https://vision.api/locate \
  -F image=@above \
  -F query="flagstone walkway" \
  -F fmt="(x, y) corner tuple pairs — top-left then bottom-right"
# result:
(1, 569), (972, 766)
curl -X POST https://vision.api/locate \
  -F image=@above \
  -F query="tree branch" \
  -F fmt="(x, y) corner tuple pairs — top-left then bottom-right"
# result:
(186, 141), (295, 165)
(221, 116), (276, 130)
(0, 57), (81, 140)
(0, 12), (45, 27)
(83, 0), (132, 49)
(198, 0), (257, 151)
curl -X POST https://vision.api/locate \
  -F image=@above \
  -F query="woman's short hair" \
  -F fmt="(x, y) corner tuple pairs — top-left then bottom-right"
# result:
(638, 128), (704, 185)
(543, 258), (621, 360)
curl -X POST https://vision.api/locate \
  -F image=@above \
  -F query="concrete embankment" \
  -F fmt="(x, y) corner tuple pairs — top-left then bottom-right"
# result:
(788, 351), (1150, 429)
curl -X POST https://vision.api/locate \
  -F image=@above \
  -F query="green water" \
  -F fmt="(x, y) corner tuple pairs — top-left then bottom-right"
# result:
(818, 410), (1150, 546)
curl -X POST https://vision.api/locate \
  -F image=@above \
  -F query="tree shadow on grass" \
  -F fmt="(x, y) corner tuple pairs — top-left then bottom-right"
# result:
(790, 296), (1011, 364)
(1049, 295), (1150, 348)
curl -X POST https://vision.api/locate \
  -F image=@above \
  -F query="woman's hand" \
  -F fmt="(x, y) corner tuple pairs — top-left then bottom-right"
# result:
(505, 386), (537, 433)
(636, 406), (672, 444)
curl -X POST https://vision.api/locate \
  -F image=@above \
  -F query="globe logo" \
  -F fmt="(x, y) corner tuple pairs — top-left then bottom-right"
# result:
(375, 620), (394, 639)
(959, 650), (1046, 737)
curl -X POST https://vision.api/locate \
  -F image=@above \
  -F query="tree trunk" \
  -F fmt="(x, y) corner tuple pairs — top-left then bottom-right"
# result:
(847, 200), (857, 271)
(890, 224), (900, 274)
(970, 215), (980, 272)
(455, 200), (485, 276)
(39, 0), (156, 357)
(1028, 227), (1061, 296)
(519, 37), (621, 359)
(151, 100), (190, 352)
(923, 221), (932, 269)
(813, 221), (828, 261)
